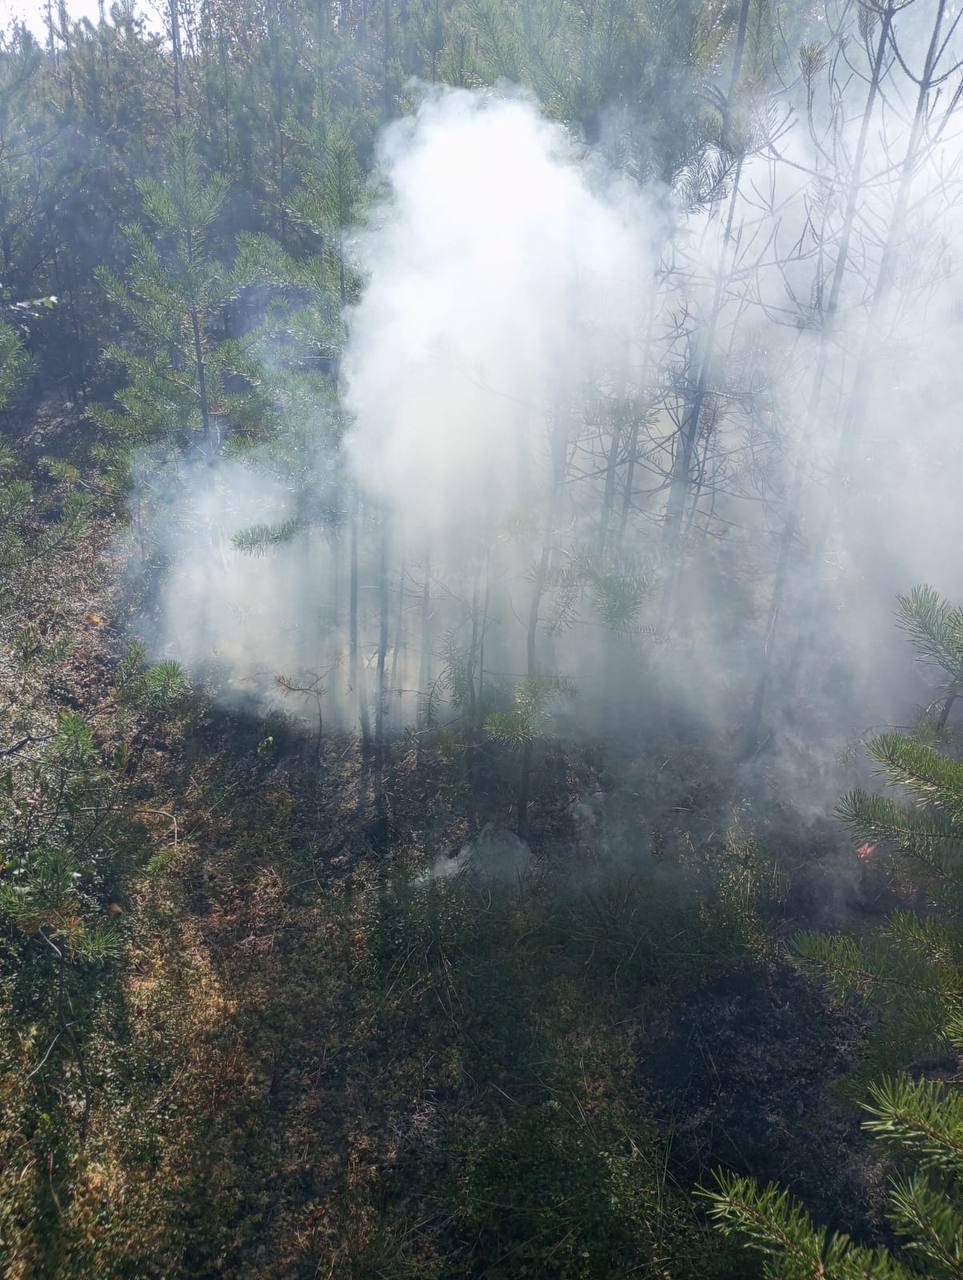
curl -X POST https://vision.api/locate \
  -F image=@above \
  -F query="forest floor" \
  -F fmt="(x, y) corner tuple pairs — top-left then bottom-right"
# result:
(0, 403), (897, 1280)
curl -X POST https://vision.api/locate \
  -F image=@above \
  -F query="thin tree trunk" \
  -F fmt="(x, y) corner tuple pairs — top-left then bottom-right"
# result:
(518, 530), (552, 838)
(518, 419), (565, 837)
(837, 0), (950, 470)
(220, 34), (232, 167)
(600, 404), (622, 554)
(466, 576), (480, 730)
(417, 550), (432, 728)
(382, 0), (392, 120)
(772, 1), (954, 728)
(375, 521), (389, 755)
(388, 556), (405, 724)
(662, 0), (751, 556)
(618, 306), (656, 546)
(169, 0), (182, 124)
(190, 309), (214, 453)
(350, 490), (371, 749)
(477, 544), (491, 719)
(416, 550), (432, 775)
(745, 4), (895, 751)
(662, 158), (742, 555)
(937, 689), (957, 732)
(371, 519), (390, 840)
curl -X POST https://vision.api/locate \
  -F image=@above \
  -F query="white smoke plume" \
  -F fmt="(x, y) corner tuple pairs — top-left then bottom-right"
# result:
(129, 41), (963, 794)
(132, 86), (663, 731)
(342, 87), (658, 542)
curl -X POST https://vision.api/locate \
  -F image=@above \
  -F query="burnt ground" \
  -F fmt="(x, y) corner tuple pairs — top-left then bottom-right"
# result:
(0, 402), (899, 1276)
(643, 964), (890, 1239)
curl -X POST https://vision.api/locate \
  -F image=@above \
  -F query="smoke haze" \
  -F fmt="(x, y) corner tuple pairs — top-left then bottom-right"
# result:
(342, 88), (657, 541)
(130, 24), (963, 804)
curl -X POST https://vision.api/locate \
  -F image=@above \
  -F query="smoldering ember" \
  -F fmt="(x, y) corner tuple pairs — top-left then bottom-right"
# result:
(1, 2), (961, 1276)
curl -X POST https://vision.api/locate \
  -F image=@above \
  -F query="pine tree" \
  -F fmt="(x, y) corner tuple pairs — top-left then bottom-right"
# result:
(0, 319), (30, 406)
(0, 321), (88, 587)
(0, 654), (186, 1130)
(704, 585), (963, 1278)
(92, 129), (258, 467)
(230, 118), (370, 741)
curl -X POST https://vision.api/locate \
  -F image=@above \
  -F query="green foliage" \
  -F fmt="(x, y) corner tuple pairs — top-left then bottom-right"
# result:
(91, 130), (271, 464)
(836, 790), (961, 860)
(704, 1171), (913, 1280)
(533, 543), (654, 640)
(805, 592), (963, 1081)
(290, 116), (367, 243)
(460, 1100), (678, 1280)
(0, 327), (88, 587)
(897, 584), (963, 689)
(364, 849), (762, 1278)
(706, 587), (963, 1278)
(436, 628), (478, 713)
(485, 674), (576, 746)
(587, 560), (652, 634)
(859, 732), (963, 810)
(888, 1171), (963, 1279)
(863, 1074), (963, 1176)
(0, 4), (914, 1276)
(232, 517), (304, 555)
(0, 445), (89, 587)
(115, 641), (189, 715)
(54, 710), (97, 770)
(792, 914), (962, 1092)
(0, 320), (32, 406)
(547, 856), (761, 994)
(706, 1074), (963, 1279)
(0, 707), (146, 1130)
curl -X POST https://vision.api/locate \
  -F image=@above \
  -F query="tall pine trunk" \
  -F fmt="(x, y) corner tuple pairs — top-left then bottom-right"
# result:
(350, 490), (371, 750)
(746, 4), (895, 751)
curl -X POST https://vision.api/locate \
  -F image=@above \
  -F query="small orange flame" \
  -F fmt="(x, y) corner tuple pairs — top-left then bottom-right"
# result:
(857, 841), (877, 860)
(87, 614), (103, 625)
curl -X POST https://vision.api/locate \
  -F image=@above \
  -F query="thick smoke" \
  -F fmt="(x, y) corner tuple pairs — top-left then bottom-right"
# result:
(133, 87), (662, 733)
(131, 37), (963, 804)
(342, 88), (657, 541)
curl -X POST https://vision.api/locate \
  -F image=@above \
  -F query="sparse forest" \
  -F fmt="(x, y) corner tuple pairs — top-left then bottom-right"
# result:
(1, 0), (962, 1276)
